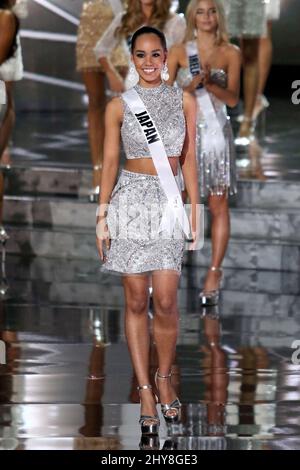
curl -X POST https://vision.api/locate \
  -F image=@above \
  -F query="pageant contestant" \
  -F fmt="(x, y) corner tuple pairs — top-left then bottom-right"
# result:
(76, 0), (127, 202)
(167, 0), (241, 306)
(96, 26), (198, 434)
(94, 0), (186, 91)
(0, 0), (26, 243)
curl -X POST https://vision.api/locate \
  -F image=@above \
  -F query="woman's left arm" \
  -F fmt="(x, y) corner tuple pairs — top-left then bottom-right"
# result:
(204, 45), (241, 107)
(164, 14), (186, 48)
(181, 91), (199, 236)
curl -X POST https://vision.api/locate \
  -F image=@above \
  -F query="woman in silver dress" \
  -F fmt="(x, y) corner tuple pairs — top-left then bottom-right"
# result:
(167, 0), (241, 306)
(96, 26), (199, 434)
(94, 0), (186, 92)
(76, 0), (127, 201)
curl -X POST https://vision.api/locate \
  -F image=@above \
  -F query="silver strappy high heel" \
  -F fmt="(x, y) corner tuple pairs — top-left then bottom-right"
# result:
(155, 370), (181, 423)
(137, 384), (160, 435)
(199, 266), (223, 307)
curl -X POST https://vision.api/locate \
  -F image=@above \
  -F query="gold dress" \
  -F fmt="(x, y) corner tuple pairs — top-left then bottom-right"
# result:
(76, 0), (128, 72)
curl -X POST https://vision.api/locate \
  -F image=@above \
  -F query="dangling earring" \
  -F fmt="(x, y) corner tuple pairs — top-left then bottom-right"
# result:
(125, 60), (139, 89)
(161, 63), (169, 81)
(194, 28), (198, 38)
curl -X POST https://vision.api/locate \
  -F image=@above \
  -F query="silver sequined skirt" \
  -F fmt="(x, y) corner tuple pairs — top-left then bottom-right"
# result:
(102, 170), (185, 275)
(226, 0), (267, 38)
(197, 118), (237, 198)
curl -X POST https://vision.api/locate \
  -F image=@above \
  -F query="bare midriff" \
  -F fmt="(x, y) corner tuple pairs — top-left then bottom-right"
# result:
(124, 156), (179, 176)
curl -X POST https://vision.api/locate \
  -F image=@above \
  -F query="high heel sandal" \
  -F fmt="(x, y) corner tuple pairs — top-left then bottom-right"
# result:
(137, 384), (160, 435)
(234, 116), (255, 146)
(252, 94), (270, 122)
(199, 266), (223, 307)
(155, 370), (181, 424)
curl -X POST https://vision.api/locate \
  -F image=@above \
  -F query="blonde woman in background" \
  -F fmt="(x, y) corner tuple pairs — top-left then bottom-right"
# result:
(76, 0), (127, 202)
(167, 0), (241, 306)
(94, 0), (186, 93)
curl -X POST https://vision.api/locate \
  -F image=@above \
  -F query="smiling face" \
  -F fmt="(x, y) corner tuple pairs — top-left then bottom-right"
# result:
(132, 33), (166, 86)
(195, 0), (219, 34)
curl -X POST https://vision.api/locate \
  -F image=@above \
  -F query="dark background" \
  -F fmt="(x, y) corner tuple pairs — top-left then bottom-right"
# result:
(15, 0), (300, 110)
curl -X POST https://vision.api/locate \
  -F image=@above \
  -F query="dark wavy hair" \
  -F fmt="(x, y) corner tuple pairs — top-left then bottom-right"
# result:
(131, 26), (167, 53)
(0, 0), (19, 60)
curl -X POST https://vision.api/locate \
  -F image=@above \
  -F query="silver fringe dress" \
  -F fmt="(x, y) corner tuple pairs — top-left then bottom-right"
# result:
(102, 83), (186, 275)
(177, 68), (237, 197)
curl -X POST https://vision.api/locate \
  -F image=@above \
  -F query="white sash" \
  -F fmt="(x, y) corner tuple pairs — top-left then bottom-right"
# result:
(122, 88), (191, 238)
(186, 41), (227, 157)
(109, 0), (123, 15)
(0, 80), (6, 105)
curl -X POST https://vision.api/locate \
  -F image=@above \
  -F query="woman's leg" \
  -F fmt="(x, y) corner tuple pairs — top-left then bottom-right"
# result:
(123, 274), (157, 419)
(252, 22), (273, 119)
(239, 37), (260, 137)
(82, 71), (106, 190)
(0, 82), (15, 162)
(152, 271), (180, 408)
(258, 22), (273, 97)
(203, 193), (230, 292)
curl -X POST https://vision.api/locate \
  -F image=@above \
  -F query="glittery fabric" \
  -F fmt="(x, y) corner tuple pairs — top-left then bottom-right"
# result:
(225, 0), (267, 38)
(177, 67), (237, 197)
(102, 170), (185, 275)
(76, 0), (128, 72)
(121, 83), (186, 159)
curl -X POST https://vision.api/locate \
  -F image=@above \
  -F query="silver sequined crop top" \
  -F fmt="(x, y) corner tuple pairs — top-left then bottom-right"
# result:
(120, 83), (186, 159)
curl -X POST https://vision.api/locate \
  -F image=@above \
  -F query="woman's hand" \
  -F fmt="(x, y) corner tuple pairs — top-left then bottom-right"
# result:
(187, 204), (203, 252)
(184, 73), (204, 93)
(200, 64), (212, 88)
(107, 70), (125, 93)
(96, 216), (111, 261)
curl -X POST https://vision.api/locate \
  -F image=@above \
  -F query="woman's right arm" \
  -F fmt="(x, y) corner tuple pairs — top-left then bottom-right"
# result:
(167, 44), (203, 92)
(96, 97), (122, 259)
(0, 11), (17, 65)
(166, 45), (181, 86)
(93, 12), (125, 93)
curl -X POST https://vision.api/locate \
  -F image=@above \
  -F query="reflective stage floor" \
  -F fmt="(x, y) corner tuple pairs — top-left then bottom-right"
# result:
(0, 255), (300, 451)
